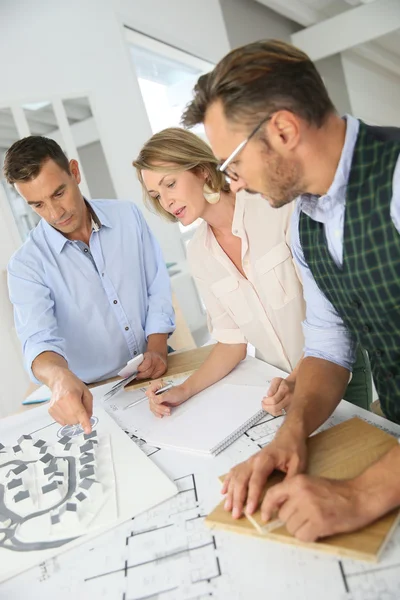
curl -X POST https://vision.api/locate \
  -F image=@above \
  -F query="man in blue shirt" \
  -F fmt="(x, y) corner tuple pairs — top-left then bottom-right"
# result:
(183, 41), (400, 542)
(5, 136), (175, 433)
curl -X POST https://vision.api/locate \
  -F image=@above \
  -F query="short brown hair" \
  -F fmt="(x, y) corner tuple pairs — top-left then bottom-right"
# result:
(3, 136), (70, 184)
(182, 39), (335, 131)
(133, 127), (229, 222)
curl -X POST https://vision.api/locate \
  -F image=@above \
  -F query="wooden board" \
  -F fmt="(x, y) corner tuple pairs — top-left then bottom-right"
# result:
(205, 418), (400, 562)
(124, 345), (215, 391)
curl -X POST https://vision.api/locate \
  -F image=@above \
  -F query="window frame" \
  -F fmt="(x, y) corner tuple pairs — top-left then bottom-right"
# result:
(125, 29), (215, 247)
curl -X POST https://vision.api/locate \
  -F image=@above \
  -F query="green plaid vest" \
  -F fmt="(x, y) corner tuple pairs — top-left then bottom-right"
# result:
(299, 121), (400, 423)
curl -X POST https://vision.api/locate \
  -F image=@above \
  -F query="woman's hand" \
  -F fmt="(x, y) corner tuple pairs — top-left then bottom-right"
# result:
(145, 381), (190, 417)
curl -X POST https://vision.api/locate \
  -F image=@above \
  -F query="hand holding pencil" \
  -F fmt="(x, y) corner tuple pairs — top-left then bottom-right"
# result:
(145, 380), (191, 418)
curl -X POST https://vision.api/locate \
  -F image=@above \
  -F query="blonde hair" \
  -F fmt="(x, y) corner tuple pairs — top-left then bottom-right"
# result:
(133, 127), (230, 222)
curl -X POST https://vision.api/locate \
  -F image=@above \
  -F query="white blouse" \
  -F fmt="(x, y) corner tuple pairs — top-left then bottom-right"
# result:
(187, 191), (305, 373)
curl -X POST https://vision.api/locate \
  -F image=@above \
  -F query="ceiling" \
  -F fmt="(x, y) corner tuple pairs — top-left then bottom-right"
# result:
(256, 0), (400, 77)
(0, 97), (92, 153)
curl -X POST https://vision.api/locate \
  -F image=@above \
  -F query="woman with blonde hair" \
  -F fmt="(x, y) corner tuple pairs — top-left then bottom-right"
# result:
(133, 128), (370, 418)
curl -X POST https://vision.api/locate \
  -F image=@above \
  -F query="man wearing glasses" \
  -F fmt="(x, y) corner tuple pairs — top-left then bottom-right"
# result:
(182, 39), (400, 542)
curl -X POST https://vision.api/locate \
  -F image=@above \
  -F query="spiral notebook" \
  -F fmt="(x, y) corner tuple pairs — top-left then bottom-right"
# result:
(137, 383), (269, 456)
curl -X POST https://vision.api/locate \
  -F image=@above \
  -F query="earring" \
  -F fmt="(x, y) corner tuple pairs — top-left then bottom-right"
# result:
(203, 183), (220, 204)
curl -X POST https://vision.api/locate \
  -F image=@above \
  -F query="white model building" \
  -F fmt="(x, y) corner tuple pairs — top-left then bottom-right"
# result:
(78, 477), (102, 501)
(13, 489), (36, 513)
(7, 478), (23, 491)
(41, 480), (63, 505)
(17, 434), (33, 453)
(58, 502), (79, 527)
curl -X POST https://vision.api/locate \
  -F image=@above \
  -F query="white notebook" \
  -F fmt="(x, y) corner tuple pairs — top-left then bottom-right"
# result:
(120, 356), (288, 456)
(134, 383), (269, 456)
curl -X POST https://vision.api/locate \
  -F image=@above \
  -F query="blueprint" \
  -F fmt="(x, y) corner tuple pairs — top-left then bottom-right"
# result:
(1, 380), (400, 599)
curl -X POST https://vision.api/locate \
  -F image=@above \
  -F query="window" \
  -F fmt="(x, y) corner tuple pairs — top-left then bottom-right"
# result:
(0, 107), (40, 240)
(0, 97), (115, 241)
(126, 30), (213, 134)
(126, 30), (214, 243)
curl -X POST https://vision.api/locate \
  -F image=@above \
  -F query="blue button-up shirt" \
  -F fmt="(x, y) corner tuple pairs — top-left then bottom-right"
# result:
(8, 200), (175, 383)
(291, 115), (400, 371)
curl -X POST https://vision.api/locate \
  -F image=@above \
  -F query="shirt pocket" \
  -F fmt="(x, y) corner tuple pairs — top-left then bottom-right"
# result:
(211, 276), (252, 326)
(255, 241), (302, 310)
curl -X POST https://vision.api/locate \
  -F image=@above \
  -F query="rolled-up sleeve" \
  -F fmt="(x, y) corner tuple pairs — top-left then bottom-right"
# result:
(290, 202), (356, 371)
(134, 206), (175, 339)
(7, 257), (67, 382)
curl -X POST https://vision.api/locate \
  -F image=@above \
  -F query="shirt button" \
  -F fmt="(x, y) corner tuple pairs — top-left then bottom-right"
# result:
(101, 273), (104, 277)
(363, 324), (371, 333)
(376, 350), (382, 357)
(352, 299), (361, 310)
(84, 248), (88, 253)
(125, 326), (129, 331)
(133, 351), (137, 355)
(113, 300), (118, 305)
(386, 371), (394, 380)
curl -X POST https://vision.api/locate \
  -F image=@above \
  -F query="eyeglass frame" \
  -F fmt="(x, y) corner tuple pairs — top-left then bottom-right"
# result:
(218, 114), (271, 182)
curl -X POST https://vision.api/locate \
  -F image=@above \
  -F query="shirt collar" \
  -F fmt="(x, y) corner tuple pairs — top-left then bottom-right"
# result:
(43, 200), (111, 254)
(300, 115), (360, 222)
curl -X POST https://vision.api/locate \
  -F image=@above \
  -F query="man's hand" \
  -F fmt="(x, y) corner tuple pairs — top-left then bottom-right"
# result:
(222, 425), (307, 519)
(136, 351), (167, 380)
(262, 377), (295, 416)
(260, 475), (371, 542)
(48, 370), (93, 434)
(146, 381), (189, 417)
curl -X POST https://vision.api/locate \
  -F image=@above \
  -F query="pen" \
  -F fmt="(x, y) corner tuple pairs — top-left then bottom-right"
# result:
(123, 383), (174, 410)
(103, 372), (138, 401)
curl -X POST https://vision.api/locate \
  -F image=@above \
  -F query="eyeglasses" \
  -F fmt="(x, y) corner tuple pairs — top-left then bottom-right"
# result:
(218, 115), (271, 182)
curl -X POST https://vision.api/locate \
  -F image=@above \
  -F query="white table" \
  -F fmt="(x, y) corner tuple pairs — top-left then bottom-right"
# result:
(2, 373), (400, 600)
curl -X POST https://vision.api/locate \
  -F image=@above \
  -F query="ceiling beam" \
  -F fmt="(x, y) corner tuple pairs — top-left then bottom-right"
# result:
(291, 0), (400, 62)
(350, 41), (400, 78)
(255, 0), (318, 26)
(23, 109), (58, 128)
(62, 102), (91, 122)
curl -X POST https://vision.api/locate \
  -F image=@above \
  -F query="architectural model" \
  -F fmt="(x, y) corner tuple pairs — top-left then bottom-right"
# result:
(0, 426), (115, 552)
(0, 405), (177, 584)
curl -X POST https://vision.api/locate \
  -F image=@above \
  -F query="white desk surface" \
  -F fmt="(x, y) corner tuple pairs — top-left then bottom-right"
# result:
(2, 363), (400, 600)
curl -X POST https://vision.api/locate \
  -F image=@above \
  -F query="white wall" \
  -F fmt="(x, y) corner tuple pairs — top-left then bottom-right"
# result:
(0, 0), (232, 267)
(316, 55), (353, 116)
(0, 186), (30, 416)
(115, 0), (231, 62)
(78, 141), (117, 200)
(0, 0), (186, 264)
(342, 52), (400, 127)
